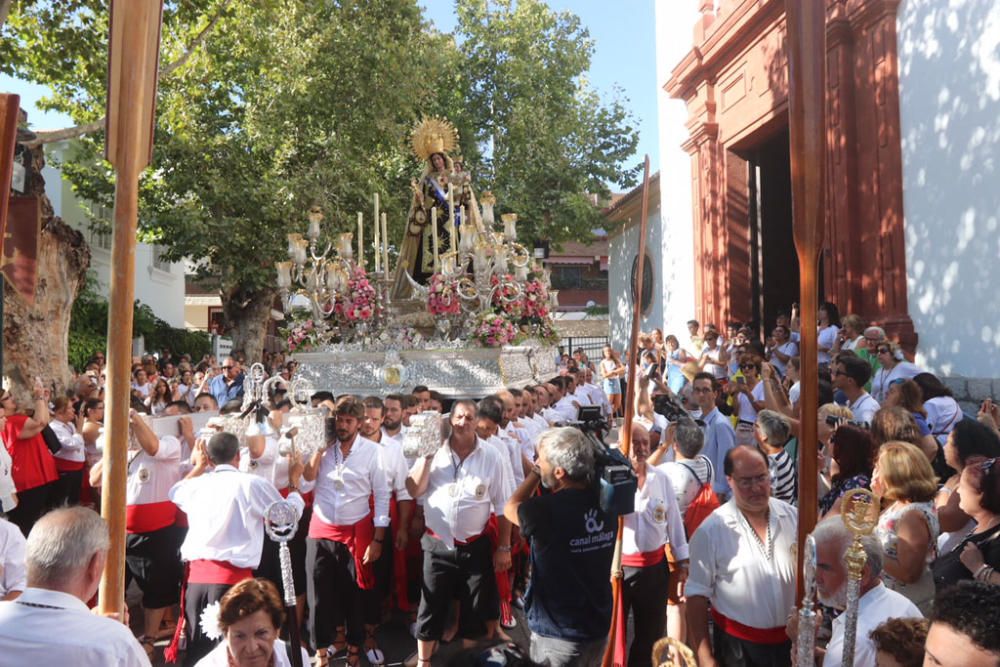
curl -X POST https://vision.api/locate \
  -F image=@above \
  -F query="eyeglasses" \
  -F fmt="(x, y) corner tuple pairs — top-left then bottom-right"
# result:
(876, 348), (891, 354)
(222, 366), (234, 370)
(740, 364), (759, 371)
(732, 474), (769, 489)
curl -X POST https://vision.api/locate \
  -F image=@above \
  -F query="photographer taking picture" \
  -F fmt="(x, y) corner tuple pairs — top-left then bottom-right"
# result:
(504, 427), (615, 667)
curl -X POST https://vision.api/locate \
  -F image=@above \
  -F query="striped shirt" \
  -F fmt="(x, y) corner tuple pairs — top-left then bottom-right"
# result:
(768, 448), (797, 505)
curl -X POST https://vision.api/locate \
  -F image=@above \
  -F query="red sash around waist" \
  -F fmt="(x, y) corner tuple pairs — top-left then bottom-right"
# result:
(426, 526), (488, 546)
(126, 500), (177, 534)
(54, 458), (85, 473)
(621, 548), (666, 568)
(711, 608), (789, 645)
(308, 512), (376, 590)
(188, 559), (253, 585)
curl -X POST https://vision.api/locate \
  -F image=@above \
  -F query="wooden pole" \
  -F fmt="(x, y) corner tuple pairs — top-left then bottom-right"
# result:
(785, 0), (826, 600)
(0, 95), (20, 375)
(99, 0), (164, 617)
(602, 155), (652, 667)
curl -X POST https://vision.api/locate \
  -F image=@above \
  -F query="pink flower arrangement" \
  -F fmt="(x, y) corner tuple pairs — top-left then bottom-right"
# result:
(520, 278), (549, 319)
(490, 273), (523, 317)
(427, 273), (461, 316)
(336, 265), (377, 323)
(473, 312), (519, 347)
(282, 315), (324, 353)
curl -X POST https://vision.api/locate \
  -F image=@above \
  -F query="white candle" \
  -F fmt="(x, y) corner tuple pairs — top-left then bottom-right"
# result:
(431, 207), (440, 272)
(357, 212), (364, 268)
(448, 185), (455, 252)
(374, 194), (381, 273)
(381, 212), (389, 279)
(276, 261), (292, 288)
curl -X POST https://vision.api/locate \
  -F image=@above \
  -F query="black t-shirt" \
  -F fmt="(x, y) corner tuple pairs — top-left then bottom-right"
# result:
(518, 486), (615, 641)
(932, 522), (1000, 590)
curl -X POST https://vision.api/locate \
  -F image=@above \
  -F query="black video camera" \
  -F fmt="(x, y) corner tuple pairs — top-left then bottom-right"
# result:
(558, 405), (637, 517)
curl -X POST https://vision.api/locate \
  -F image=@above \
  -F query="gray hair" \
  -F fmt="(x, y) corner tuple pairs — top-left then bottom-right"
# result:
(811, 515), (884, 577)
(26, 506), (109, 587)
(675, 422), (705, 459)
(538, 427), (595, 483)
(756, 409), (791, 445)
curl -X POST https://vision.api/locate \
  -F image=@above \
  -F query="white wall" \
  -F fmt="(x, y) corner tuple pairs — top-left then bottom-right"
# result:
(898, 0), (1000, 377)
(608, 203), (663, 354)
(654, 0), (699, 330)
(41, 143), (187, 328)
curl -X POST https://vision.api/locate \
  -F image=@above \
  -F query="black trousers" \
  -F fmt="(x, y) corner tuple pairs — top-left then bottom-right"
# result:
(416, 533), (498, 642)
(713, 630), (792, 667)
(125, 525), (183, 609)
(255, 506), (310, 597)
(53, 468), (83, 507)
(622, 560), (669, 667)
(184, 581), (234, 666)
(6, 481), (55, 537)
(307, 537), (366, 649)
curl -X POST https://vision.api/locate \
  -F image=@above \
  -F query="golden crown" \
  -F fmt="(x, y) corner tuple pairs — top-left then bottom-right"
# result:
(411, 116), (459, 161)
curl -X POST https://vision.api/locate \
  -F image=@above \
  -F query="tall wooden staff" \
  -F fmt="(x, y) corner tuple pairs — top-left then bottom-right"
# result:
(785, 0), (826, 599)
(0, 95), (21, 374)
(603, 155), (652, 667)
(99, 0), (164, 616)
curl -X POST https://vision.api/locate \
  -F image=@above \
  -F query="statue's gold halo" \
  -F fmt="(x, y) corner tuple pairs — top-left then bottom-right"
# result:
(411, 116), (459, 161)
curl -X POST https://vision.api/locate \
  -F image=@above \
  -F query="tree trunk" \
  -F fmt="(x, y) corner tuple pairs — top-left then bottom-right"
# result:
(3, 128), (91, 403)
(221, 286), (275, 364)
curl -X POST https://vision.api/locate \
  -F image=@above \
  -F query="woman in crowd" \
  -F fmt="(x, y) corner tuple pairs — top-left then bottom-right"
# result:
(870, 407), (939, 465)
(48, 396), (86, 507)
(935, 420), (1000, 553)
(914, 373), (963, 446)
(195, 578), (309, 667)
(884, 379), (931, 435)
(753, 409), (796, 504)
(831, 313), (865, 354)
(663, 335), (691, 394)
(873, 441), (940, 614)
(600, 346), (626, 418)
(731, 354), (765, 446)
(870, 342), (922, 402)
(932, 455), (1000, 589)
(819, 424), (876, 519)
(766, 325), (797, 379)
(173, 368), (198, 407)
(145, 377), (172, 416)
(1, 386), (55, 536)
(816, 301), (841, 365)
(696, 330), (729, 380)
(131, 367), (153, 400)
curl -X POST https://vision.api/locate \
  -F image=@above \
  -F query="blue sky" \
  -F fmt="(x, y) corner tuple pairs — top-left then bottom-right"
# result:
(2, 1), (660, 176)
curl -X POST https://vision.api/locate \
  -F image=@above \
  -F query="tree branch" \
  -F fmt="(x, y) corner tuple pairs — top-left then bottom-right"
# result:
(22, 0), (236, 148)
(0, 0), (13, 31)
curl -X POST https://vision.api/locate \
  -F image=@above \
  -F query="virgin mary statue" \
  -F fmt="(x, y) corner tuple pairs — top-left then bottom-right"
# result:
(391, 117), (485, 299)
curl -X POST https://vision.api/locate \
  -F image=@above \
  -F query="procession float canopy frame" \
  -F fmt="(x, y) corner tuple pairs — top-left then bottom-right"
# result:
(277, 116), (559, 397)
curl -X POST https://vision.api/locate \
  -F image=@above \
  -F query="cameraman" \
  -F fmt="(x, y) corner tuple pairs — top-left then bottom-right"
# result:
(504, 427), (615, 667)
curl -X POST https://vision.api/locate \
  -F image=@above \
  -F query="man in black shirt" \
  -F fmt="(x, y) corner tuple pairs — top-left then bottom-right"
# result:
(504, 427), (615, 667)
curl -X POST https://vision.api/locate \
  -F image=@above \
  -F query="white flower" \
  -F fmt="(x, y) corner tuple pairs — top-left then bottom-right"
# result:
(200, 601), (224, 641)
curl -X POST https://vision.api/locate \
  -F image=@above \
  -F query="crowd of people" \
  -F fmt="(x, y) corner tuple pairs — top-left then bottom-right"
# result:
(0, 304), (999, 667)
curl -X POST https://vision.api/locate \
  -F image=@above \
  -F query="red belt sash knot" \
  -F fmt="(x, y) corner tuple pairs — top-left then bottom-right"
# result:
(621, 548), (666, 568)
(309, 512), (376, 590)
(711, 608), (789, 645)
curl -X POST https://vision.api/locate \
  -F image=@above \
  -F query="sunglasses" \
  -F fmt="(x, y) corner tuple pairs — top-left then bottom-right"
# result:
(740, 364), (759, 371)
(876, 348), (891, 354)
(222, 366), (234, 370)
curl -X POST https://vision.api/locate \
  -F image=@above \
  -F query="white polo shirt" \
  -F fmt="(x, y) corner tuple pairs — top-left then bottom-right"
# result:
(312, 436), (390, 528)
(622, 465), (689, 560)
(422, 439), (513, 548)
(686, 498), (798, 630)
(823, 583), (922, 667)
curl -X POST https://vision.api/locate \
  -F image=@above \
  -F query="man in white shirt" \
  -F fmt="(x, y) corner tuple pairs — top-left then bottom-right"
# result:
(0, 515), (25, 600)
(809, 516), (921, 667)
(405, 400), (514, 666)
(169, 431), (304, 664)
(923, 582), (1000, 667)
(686, 446), (797, 667)
(832, 355), (880, 425)
(0, 506), (151, 666)
(304, 396), (390, 666)
(548, 378), (580, 423)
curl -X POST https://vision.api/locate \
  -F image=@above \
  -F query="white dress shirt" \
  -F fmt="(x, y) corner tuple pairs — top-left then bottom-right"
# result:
(622, 465), (689, 560)
(685, 498), (798, 629)
(499, 426), (525, 485)
(823, 583), (922, 667)
(240, 435), (279, 483)
(0, 442), (15, 513)
(169, 465), (303, 569)
(196, 639), (310, 667)
(50, 419), (86, 463)
(0, 587), (151, 666)
(483, 435), (517, 505)
(373, 434), (413, 501)
(551, 396), (578, 422)
(422, 439), (513, 548)
(312, 436), (390, 528)
(0, 518), (26, 596)
(127, 436), (182, 506)
(848, 392), (880, 424)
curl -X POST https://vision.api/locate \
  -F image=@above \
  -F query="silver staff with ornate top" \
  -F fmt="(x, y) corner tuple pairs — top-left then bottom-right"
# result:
(265, 500), (304, 667)
(840, 488), (879, 666)
(796, 535), (818, 667)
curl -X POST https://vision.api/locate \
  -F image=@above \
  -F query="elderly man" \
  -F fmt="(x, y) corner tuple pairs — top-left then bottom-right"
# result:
(505, 427), (615, 667)
(807, 516), (921, 666)
(923, 581), (1000, 667)
(0, 506), (151, 665)
(686, 445), (798, 667)
(209, 356), (244, 407)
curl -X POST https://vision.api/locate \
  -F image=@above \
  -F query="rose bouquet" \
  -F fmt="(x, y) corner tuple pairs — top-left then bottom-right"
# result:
(427, 273), (462, 316)
(473, 312), (519, 347)
(520, 278), (549, 319)
(335, 265), (377, 323)
(281, 309), (327, 353)
(490, 273), (523, 317)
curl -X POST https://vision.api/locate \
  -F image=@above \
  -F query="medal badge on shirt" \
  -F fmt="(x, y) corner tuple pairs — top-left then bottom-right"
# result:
(652, 501), (666, 524)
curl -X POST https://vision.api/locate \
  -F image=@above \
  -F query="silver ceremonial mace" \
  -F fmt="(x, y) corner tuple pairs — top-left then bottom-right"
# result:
(265, 500), (303, 667)
(796, 534), (818, 667)
(840, 489), (878, 667)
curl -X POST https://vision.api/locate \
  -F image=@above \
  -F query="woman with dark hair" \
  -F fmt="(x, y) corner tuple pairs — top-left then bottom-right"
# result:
(884, 379), (930, 434)
(870, 343), (922, 403)
(145, 377), (171, 416)
(870, 407), (939, 464)
(663, 335), (691, 394)
(816, 301), (841, 365)
(936, 420), (1000, 553)
(1, 385), (56, 536)
(819, 425), (876, 519)
(196, 577), (309, 667)
(912, 372), (962, 445)
(932, 456), (1000, 589)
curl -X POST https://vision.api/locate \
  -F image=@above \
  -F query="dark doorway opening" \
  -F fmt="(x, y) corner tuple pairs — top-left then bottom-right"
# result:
(747, 129), (803, 339)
